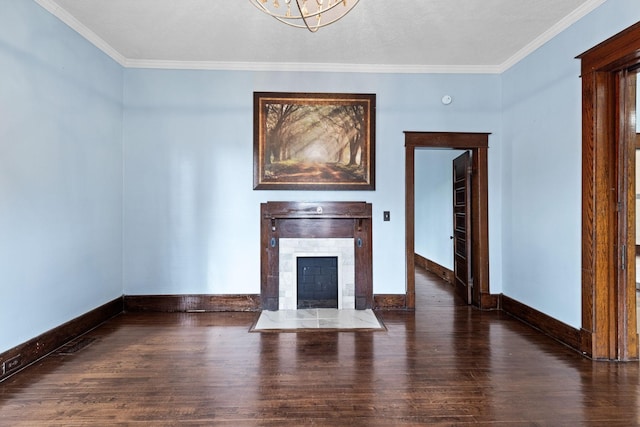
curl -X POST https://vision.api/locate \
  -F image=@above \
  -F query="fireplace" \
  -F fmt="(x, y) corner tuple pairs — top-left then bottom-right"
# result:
(260, 202), (372, 311)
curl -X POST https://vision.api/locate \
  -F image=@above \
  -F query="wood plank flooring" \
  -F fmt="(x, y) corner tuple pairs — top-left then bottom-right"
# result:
(1, 267), (639, 426)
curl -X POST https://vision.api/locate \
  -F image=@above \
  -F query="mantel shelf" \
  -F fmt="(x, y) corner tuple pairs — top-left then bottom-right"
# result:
(261, 201), (371, 220)
(264, 214), (372, 220)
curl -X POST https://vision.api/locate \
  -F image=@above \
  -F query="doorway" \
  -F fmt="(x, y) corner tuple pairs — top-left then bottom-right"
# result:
(578, 22), (640, 360)
(404, 132), (496, 310)
(414, 149), (470, 303)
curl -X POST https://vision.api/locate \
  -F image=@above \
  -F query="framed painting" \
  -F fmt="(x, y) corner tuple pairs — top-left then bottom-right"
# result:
(253, 92), (375, 190)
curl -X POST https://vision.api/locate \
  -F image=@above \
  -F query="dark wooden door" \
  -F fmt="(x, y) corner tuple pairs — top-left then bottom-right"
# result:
(453, 151), (473, 304)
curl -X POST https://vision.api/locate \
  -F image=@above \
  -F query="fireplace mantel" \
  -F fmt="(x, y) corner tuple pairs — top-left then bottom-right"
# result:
(260, 201), (373, 311)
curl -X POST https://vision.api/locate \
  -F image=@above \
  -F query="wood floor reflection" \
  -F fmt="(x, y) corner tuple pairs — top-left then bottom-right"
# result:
(1, 267), (639, 425)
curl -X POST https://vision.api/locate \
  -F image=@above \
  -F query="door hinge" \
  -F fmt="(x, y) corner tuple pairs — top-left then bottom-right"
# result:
(621, 244), (626, 270)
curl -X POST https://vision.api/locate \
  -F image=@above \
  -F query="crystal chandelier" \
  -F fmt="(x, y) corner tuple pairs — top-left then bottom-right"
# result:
(250, 0), (360, 32)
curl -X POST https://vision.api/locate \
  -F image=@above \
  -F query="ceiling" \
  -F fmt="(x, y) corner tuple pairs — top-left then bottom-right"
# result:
(35, 0), (606, 73)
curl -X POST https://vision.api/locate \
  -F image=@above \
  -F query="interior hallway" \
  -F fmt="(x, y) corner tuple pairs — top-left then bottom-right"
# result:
(0, 266), (639, 425)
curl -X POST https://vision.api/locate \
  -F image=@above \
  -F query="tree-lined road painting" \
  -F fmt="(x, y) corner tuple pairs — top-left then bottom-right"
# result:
(260, 99), (370, 186)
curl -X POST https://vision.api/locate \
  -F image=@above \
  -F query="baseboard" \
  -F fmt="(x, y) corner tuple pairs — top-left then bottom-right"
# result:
(479, 292), (501, 310)
(0, 297), (123, 383)
(374, 294), (407, 310)
(124, 294), (402, 312)
(415, 254), (454, 284)
(123, 294), (261, 312)
(500, 294), (582, 353)
(580, 328), (593, 358)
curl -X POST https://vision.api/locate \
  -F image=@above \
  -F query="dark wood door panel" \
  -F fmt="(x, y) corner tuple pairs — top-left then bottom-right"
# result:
(453, 151), (472, 304)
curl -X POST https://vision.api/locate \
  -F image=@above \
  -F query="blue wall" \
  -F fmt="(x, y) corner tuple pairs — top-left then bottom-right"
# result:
(0, 1), (123, 352)
(501, 0), (640, 327)
(122, 70), (501, 295)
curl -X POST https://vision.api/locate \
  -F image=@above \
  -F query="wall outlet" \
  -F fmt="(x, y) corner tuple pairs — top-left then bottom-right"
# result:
(3, 354), (22, 375)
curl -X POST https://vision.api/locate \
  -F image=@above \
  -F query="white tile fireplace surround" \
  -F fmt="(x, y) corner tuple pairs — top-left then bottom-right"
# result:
(279, 238), (355, 310)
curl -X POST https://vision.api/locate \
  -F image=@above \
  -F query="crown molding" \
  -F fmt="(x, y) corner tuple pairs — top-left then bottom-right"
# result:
(34, 0), (127, 66)
(123, 58), (501, 74)
(497, 0), (607, 72)
(37, 0), (606, 75)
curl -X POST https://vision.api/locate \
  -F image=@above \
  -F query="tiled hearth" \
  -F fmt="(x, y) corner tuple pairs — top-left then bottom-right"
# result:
(252, 308), (383, 331)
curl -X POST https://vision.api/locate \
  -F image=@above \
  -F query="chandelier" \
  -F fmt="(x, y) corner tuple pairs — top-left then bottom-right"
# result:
(250, 0), (360, 32)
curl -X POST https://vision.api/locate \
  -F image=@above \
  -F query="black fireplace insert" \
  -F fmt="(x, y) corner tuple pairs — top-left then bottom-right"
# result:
(296, 256), (338, 309)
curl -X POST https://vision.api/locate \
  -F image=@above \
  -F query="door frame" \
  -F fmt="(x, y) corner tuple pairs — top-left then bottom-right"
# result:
(404, 132), (496, 310)
(578, 22), (640, 360)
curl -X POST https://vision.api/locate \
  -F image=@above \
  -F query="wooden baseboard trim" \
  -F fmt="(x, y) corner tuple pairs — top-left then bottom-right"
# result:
(374, 294), (407, 310)
(479, 292), (500, 310)
(580, 328), (593, 358)
(0, 297), (123, 383)
(125, 294), (400, 312)
(124, 294), (261, 312)
(415, 254), (454, 284)
(501, 294), (582, 353)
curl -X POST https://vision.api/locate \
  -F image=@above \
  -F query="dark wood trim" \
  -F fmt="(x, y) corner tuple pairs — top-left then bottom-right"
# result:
(473, 145), (491, 308)
(578, 22), (640, 360)
(0, 297), (122, 382)
(415, 253), (454, 283)
(405, 132), (495, 310)
(260, 201), (373, 310)
(373, 294), (407, 310)
(405, 144), (416, 310)
(479, 293), (501, 311)
(123, 288), (501, 313)
(124, 295), (261, 312)
(405, 131), (490, 149)
(501, 295), (582, 354)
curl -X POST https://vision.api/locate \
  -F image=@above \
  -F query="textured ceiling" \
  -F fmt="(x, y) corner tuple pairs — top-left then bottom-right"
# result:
(36, 0), (605, 73)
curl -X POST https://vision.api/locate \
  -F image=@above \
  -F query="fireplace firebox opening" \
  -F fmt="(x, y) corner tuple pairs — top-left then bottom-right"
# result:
(297, 256), (338, 309)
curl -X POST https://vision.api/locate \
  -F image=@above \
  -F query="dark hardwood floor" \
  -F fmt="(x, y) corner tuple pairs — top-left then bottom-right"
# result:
(1, 267), (639, 426)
